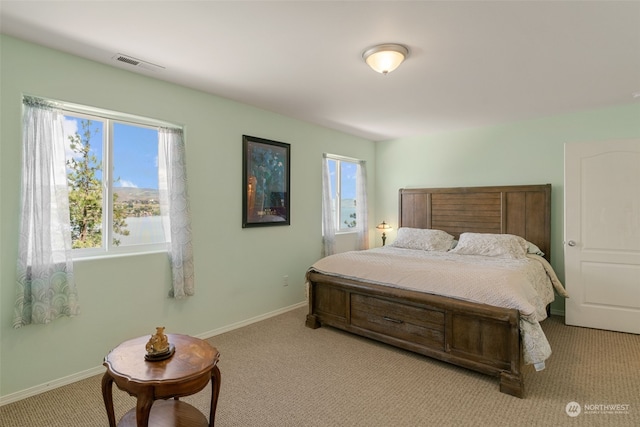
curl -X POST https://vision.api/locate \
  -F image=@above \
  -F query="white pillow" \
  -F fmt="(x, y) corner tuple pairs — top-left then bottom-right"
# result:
(449, 233), (528, 259)
(527, 241), (545, 256)
(390, 228), (454, 252)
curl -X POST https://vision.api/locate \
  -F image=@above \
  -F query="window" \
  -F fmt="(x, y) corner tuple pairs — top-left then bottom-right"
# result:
(61, 105), (173, 256)
(321, 153), (368, 256)
(16, 96), (195, 321)
(326, 156), (359, 232)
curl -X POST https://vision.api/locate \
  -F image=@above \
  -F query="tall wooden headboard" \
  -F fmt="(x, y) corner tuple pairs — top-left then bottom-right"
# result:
(399, 184), (552, 261)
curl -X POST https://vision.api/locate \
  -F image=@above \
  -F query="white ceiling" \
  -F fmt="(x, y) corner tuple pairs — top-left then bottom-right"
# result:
(1, 1), (639, 141)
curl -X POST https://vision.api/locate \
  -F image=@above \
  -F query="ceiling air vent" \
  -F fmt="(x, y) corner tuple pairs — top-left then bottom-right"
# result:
(112, 54), (165, 72)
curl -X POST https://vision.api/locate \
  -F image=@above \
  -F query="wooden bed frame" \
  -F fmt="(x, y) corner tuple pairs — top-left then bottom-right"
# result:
(305, 184), (552, 398)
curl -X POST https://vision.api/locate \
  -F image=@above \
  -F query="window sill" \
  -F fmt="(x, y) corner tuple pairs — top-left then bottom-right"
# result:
(72, 247), (168, 262)
(335, 230), (358, 235)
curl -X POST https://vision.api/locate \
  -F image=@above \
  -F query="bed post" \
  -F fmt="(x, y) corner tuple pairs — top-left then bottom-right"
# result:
(500, 309), (523, 398)
(306, 282), (321, 329)
(305, 314), (320, 329)
(500, 372), (524, 398)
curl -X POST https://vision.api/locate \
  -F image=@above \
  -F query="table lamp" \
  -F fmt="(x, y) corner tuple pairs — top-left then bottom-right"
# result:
(376, 221), (392, 246)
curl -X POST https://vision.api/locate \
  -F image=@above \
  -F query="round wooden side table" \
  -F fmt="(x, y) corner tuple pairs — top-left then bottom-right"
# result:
(102, 333), (221, 427)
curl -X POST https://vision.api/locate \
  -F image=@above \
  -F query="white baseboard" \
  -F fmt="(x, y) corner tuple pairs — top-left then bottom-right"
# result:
(0, 301), (307, 407)
(195, 301), (307, 340)
(0, 366), (105, 406)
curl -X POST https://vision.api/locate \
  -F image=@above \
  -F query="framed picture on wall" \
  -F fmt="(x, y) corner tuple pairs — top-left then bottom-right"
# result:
(242, 135), (290, 227)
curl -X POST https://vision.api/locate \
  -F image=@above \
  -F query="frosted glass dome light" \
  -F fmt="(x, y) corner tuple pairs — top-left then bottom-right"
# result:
(362, 44), (409, 74)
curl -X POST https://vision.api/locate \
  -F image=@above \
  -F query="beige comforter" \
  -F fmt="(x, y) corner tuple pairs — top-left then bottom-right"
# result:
(308, 246), (568, 368)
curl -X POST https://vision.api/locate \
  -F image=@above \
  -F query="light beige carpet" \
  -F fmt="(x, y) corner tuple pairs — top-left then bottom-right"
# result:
(2, 306), (639, 426)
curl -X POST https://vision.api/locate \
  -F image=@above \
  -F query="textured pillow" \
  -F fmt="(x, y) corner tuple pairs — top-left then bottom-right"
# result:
(449, 233), (528, 259)
(390, 228), (454, 252)
(527, 241), (545, 256)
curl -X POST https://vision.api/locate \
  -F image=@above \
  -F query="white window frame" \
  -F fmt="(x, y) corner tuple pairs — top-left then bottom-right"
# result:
(59, 101), (179, 259)
(325, 154), (360, 234)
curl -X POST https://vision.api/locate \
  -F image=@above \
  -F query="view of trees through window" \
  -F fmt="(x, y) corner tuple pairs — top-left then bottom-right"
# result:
(63, 113), (165, 251)
(327, 158), (358, 231)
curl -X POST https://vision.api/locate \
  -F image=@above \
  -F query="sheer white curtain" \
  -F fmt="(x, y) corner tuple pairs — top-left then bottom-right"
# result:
(322, 155), (369, 255)
(355, 161), (369, 250)
(321, 155), (336, 256)
(158, 128), (195, 298)
(13, 97), (79, 328)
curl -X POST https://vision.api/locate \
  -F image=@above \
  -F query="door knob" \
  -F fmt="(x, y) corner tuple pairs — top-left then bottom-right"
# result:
(567, 240), (576, 247)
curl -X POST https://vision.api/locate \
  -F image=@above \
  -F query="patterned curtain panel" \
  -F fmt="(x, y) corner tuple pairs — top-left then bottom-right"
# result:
(14, 97), (79, 328)
(355, 161), (369, 250)
(321, 155), (336, 257)
(158, 128), (195, 298)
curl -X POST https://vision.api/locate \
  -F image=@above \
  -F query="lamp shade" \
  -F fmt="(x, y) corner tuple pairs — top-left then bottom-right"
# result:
(376, 221), (392, 231)
(363, 44), (409, 74)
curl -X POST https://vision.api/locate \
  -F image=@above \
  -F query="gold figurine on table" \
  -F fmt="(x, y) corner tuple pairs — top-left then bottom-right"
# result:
(145, 327), (174, 361)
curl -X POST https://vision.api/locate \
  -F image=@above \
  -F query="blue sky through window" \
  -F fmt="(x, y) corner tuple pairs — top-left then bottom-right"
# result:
(63, 116), (159, 189)
(328, 159), (356, 199)
(113, 123), (158, 189)
(327, 158), (358, 230)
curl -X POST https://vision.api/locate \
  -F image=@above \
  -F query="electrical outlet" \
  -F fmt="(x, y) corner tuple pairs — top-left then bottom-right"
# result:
(283, 275), (289, 286)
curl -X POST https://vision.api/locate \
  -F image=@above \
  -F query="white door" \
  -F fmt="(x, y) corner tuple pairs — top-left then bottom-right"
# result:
(564, 140), (640, 334)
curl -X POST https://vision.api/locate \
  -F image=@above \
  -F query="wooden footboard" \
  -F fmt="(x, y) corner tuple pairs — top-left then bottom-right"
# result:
(306, 273), (524, 398)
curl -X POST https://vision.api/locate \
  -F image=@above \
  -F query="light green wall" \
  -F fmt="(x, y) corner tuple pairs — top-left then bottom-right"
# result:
(375, 102), (640, 313)
(3, 33), (639, 401)
(0, 36), (376, 399)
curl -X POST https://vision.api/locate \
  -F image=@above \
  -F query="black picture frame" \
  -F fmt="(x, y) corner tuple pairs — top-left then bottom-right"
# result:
(242, 135), (291, 227)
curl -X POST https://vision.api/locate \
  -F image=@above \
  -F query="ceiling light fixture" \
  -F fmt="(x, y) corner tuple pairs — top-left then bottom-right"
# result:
(362, 43), (409, 75)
